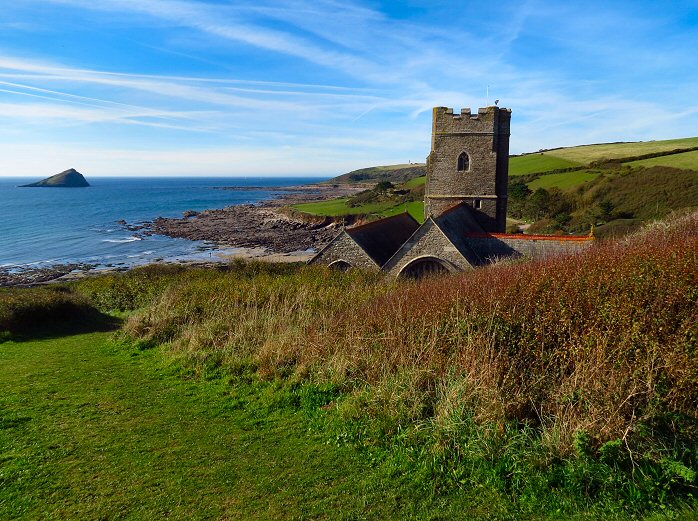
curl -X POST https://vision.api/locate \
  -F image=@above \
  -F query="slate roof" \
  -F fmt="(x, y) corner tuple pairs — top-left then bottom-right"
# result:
(346, 212), (421, 266)
(431, 203), (488, 266)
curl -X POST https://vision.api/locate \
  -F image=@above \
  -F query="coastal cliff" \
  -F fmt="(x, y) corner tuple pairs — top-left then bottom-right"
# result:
(22, 168), (90, 187)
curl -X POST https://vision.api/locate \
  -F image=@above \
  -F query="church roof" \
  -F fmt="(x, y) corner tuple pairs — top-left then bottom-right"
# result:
(346, 212), (421, 266)
(432, 203), (488, 266)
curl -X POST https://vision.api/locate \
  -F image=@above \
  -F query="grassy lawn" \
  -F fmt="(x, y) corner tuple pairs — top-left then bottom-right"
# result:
(292, 197), (425, 222)
(545, 137), (698, 164)
(527, 170), (601, 191)
(626, 149), (698, 170)
(509, 154), (580, 175)
(0, 332), (476, 520)
(292, 197), (396, 216)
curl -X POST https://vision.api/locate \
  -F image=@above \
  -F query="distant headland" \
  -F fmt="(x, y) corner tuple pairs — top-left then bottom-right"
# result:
(21, 168), (90, 188)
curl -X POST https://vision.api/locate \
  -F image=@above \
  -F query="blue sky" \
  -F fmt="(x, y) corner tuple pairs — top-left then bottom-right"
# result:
(0, 0), (697, 176)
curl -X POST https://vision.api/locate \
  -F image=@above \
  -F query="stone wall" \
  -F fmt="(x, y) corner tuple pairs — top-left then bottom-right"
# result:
(308, 231), (380, 271)
(462, 234), (594, 262)
(383, 220), (473, 277)
(425, 106), (511, 232)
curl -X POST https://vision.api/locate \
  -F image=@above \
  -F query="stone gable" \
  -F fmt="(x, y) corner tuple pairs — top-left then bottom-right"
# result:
(382, 219), (474, 277)
(308, 231), (379, 271)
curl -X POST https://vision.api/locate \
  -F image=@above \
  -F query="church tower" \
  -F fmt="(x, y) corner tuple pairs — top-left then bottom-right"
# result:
(424, 106), (511, 232)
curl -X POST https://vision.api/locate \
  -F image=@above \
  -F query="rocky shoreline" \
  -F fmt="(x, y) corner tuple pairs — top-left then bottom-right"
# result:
(2, 182), (361, 287)
(142, 183), (361, 252)
(0, 263), (97, 287)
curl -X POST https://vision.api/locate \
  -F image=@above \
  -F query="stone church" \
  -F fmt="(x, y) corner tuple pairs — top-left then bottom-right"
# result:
(310, 106), (593, 277)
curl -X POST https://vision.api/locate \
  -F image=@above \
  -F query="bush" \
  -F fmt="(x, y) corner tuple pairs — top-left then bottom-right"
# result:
(72, 264), (189, 312)
(0, 285), (110, 338)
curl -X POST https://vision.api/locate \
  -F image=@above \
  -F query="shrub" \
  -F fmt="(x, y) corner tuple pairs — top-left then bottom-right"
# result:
(0, 285), (109, 338)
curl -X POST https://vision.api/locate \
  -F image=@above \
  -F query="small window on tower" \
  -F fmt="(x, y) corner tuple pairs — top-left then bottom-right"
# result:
(457, 152), (470, 171)
(474, 199), (482, 209)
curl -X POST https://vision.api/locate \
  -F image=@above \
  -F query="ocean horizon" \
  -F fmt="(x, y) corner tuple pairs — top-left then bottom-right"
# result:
(0, 176), (326, 271)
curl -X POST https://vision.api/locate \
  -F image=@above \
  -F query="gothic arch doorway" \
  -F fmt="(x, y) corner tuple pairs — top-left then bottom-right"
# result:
(328, 260), (352, 272)
(399, 257), (451, 279)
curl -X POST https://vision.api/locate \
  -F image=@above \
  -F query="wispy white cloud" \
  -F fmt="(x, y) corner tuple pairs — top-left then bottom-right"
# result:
(0, 0), (696, 176)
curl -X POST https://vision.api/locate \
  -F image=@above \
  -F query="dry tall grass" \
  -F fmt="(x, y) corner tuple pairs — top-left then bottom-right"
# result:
(125, 212), (698, 456)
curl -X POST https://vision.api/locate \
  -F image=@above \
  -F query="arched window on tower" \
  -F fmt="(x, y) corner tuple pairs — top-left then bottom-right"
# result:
(457, 152), (470, 171)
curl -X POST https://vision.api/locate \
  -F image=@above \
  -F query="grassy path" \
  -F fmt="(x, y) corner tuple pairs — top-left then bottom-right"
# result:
(0, 333), (446, 520)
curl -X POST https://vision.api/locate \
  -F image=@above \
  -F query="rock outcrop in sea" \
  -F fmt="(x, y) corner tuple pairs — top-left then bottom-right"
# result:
(21, 168), (90, 187)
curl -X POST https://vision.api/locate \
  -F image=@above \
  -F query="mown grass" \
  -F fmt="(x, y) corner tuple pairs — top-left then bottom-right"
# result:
(292, 197), (390, 216)
(2, 332), (491, 520)
(527, 170), (601, 191)
(627, 149), (698, 170)
(292, 192), (424, 222)
(509, 154), (581, 176)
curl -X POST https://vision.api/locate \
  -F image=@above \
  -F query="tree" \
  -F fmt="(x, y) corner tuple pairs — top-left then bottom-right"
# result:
(374, 181), (394, 192)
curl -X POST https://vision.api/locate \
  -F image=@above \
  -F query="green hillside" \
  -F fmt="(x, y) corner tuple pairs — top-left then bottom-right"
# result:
(527, 170), (600, 191)
(402, 175), (426, 189)
(509, 154), (580, 176)
(301, 137), (698, 234)
(543, 137), (698, 164)
(328, 163), (426, 184)
(626, 149), (698, 169)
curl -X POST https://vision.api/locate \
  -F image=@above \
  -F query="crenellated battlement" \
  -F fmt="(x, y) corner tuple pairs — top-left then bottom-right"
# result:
(433, 106), (511, 135)
(427, 104), (511, 230)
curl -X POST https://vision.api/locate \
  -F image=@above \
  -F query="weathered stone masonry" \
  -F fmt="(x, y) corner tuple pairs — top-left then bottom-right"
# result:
(310, 232), (380, 271)
(309, 212), (420, 271)
(310, 105), (594, 277)
(461, 233), (594, 261)
(426, 106), (511, 232)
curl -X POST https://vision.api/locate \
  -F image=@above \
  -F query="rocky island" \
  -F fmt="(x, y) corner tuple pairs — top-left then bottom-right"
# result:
(21, 168), (90, 187)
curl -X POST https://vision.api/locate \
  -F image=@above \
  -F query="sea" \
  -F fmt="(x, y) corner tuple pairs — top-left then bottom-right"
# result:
(0, 176), (323, 272)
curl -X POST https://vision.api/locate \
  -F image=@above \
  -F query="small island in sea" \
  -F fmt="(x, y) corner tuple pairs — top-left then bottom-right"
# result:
(21, 168), (90, 187)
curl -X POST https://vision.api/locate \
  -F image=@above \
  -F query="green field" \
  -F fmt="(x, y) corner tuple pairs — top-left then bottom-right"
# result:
(298, 136), (698, 232)
(293, 198), (425, 222)
(626, 149), (698, 170)
(527, 170), (601, 191)
(509, 154), (580, 176)
(545, 137), (698, 164)
(292, 197), (395, 217)
(402, 175), (426, 189)
(0, 332), (469, 520)
(380, 200), (424, 221)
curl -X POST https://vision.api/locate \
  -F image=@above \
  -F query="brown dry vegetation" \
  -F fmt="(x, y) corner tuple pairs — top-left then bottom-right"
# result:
(124, 212), (698, 463)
